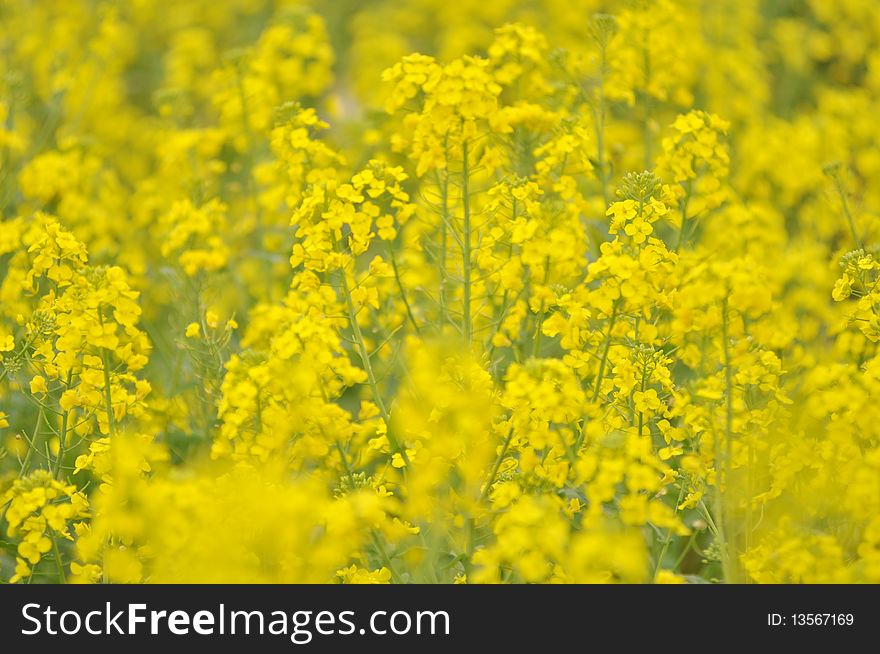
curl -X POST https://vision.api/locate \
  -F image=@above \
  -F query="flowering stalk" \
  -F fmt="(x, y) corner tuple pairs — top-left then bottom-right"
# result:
(829, 169), (863, 250)
(718, 295), (735, 583)
(437, 140), (451, 325)
(592, 13), (616, 207)
(337, 263), (406, 459)
(52, 536), (67, 584)
(674, 179), (693, 254)
(642, 30), (653, 169)
(654, 481), (687, 574)
(481, 429), (515, 502)
(52, 372), (73, 479)
(592, 300), (620, 402)
(18, 408), (44, 479)
(386, 242), (420, 335)
(461, 138), (472, 344)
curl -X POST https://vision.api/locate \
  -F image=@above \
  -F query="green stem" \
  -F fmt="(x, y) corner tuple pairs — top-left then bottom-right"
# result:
(532, 256), (551, 358)
(592, 300), (620, 402)
(654, 481), (687, 574)
(337, 264), (405, 458)
(18, 409), (44, 478)
(52, 536), (67, 584)
(636, 366), (647, 436)
(718, 296), (735, 583)
(102, 348), (117, 438)
(370, 531), (400, 583)
(597, 44), (609, 207)
(832, 176), (863, 250)
(674, 181), (693, 254)
(0, 91), (16, 212)
(386, 242), (420, 336)
(481, 430), (515, 501)
(52, 372), (73, 478)
(532, 303), (544, 358)
(461, 138), (472, 344)
(671, 530), (698, 571)
(745, 441), (755, 568)
(437, 142), (451, 325)
(642, 33), (653, 170)
(336, 439), (355, 477)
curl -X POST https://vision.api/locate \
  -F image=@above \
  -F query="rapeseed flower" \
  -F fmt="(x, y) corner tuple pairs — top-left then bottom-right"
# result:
(1, 0), (879, 585)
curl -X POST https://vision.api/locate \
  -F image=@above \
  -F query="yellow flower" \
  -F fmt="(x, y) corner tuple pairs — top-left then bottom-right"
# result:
(29, 375), (48, 395)
(832, 274), (853, 301)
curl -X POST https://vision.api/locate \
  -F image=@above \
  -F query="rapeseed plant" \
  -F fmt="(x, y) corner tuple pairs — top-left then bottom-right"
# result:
(1, 0), (879, 585)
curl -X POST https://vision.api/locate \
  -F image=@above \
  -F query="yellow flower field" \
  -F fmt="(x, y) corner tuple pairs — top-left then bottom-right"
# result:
(1, 0), (879, 584)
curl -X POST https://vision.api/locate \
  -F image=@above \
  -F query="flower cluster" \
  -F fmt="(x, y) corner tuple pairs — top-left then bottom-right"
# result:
(1, 0), (879, 586)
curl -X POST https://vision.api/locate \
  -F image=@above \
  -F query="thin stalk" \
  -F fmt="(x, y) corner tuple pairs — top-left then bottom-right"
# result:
(370, 531), (400, 583)
(337, 264), (405, 458)
(467, 394), (517, 574)
(335, 439), (355, 478)
(18, 409), (44, 478)
(0, 91), (16, 212)
(671, 530), (698, 571)
(52, 372), (73, 479)
(437, 141), (451, 324)
(718, 296), (735, 583)
(481, 430), (515, 502)
(698, 499), (730, 580)
(532, 302), (544, 358)
(464, 518), (476, 576)
(386, 242), (420, 336)
(674, 181), (693, 254)
(654, 481), (687, 574)
(832, 175), (863, 250)
(592, 300), (620, 402)
(635, 350), (649, 435)
(642, 32), (653, 169)
(102, 348), (118, 438)
(597, 42), (609, 207)
(461, 138), (472, 344)
(52, 536), (67, 584)
(532, 256), (551, 358)
(745, 442), (755, 566)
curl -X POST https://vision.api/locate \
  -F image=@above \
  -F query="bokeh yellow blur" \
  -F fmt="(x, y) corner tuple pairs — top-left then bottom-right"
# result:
(1, 0), (879, 584)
